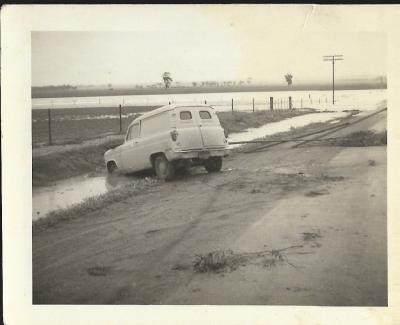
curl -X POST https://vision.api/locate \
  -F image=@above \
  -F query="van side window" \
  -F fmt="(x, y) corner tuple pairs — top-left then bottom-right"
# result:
(199, 111), (212, 119)
(180, 111), (192, 120)
(126, 123), (140, 141)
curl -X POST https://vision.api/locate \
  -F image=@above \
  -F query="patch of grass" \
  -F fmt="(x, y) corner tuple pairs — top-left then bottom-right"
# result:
(332, 130), (387, 147)
(193, 250), (237, 273)
(32, 177), (158, 233)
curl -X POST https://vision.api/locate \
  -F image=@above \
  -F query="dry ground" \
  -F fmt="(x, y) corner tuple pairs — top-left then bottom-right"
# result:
(32, 110), (387, 305)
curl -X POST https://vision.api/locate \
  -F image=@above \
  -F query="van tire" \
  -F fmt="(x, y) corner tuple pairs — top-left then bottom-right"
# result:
(107, 161), (118, 173)
(154, 154), (175, 181)
(204, 157), (222, 173)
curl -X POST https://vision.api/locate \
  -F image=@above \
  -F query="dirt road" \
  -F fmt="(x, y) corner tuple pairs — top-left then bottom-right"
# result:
(33, 110), (387, 306)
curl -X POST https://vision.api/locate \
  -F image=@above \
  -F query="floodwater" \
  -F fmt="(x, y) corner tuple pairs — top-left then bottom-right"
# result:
(227, 111), (348, 148)
(32, 173), (137, 220)
(32, 111), (348, 220)
(32, 88), (386, 112)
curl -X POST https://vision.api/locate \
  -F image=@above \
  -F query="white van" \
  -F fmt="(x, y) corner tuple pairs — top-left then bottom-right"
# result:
(104, 104), (229, 180)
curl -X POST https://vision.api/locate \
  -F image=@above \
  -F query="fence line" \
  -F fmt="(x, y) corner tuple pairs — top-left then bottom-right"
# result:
(40, 95), (330, 145)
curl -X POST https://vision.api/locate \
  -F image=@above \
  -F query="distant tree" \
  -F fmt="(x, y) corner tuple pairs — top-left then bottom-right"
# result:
(192, 82), (197, 87)
(285, 73), (293, 86)
(162, 72), (173, 89)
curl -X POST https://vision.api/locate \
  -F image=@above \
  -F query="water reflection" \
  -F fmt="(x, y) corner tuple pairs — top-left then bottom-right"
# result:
(32, 172), (143, 220)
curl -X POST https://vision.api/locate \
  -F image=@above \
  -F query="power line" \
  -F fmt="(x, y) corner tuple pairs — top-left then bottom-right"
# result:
(323, 55), (344, 105)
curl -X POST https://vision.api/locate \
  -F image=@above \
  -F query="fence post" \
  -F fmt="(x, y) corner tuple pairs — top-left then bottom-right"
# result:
(252, 98), (255, 112)
(119, 104), (122, 133)
(289, 96), (292, 110)
(270, 97), (274, 111)
(231, 98), (234, 113)
(47, 108), (52, 145)
(205, 100), (207, 104)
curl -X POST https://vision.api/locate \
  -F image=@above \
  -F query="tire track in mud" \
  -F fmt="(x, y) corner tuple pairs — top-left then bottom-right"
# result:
(104, 181), (225, 304)
(103, 167), (307, 304)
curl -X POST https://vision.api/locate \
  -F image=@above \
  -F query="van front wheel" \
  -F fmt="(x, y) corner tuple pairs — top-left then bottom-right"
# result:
(204, 157), (222, 173)
(154, 155), (175, 181)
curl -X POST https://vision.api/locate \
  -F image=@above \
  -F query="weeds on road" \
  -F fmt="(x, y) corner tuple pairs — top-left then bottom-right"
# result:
(192, 246), (304, 274)
(193, 250), (237, 273)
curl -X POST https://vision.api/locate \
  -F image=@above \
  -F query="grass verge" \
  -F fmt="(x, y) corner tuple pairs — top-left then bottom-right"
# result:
(32, 138), (123, 186)
(33, 177), (158, 233)
(330, 130), (387, 147)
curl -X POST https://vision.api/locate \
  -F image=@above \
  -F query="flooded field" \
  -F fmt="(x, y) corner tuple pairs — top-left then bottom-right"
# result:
(33, 88), (386, 112)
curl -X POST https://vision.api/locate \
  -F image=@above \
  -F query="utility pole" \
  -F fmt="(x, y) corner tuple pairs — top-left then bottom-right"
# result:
(323, 55), (344, 105)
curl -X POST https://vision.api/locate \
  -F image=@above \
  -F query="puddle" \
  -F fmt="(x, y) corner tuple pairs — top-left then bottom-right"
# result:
(227, 112), (348, 148)
(32, 173), (137, 220)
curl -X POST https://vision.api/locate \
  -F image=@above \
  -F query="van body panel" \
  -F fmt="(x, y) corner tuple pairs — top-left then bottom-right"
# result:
(175, 107), (204, 150)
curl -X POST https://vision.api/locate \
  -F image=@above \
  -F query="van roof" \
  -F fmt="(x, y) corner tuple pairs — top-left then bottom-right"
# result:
(128, 104), (214, 127)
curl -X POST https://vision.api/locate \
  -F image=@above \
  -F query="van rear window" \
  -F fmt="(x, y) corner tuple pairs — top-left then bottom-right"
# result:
(180, 111), (192, 120)
(199, 111), (212, 119)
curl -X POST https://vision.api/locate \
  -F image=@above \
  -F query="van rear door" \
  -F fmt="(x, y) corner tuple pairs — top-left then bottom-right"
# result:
(197, 109), (226, 148)
(175, 108), (204, 150)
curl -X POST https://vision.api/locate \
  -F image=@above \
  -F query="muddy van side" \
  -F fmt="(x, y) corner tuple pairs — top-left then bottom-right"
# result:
(104, 104), (229, 180)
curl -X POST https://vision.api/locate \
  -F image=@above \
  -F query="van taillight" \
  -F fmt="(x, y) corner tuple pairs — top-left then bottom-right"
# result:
(170, 130), (178, 141)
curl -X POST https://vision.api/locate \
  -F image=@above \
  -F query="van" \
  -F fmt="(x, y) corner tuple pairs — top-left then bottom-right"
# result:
(104, 104), (229, 180)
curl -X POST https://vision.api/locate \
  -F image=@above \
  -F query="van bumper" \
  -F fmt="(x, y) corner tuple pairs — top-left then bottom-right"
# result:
(166, 148), (229, 160)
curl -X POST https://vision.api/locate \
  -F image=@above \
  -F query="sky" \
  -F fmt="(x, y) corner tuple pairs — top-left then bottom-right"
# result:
(31, 7), (387, 87)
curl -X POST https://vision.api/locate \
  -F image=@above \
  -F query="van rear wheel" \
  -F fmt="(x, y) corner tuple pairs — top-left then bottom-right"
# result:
(154, 155), (175, 181)
(107, 161), (118, 173)
(204, 157), (222, 173)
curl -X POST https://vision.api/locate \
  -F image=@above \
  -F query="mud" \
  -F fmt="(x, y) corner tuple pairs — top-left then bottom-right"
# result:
(32, 109), (387, 306)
